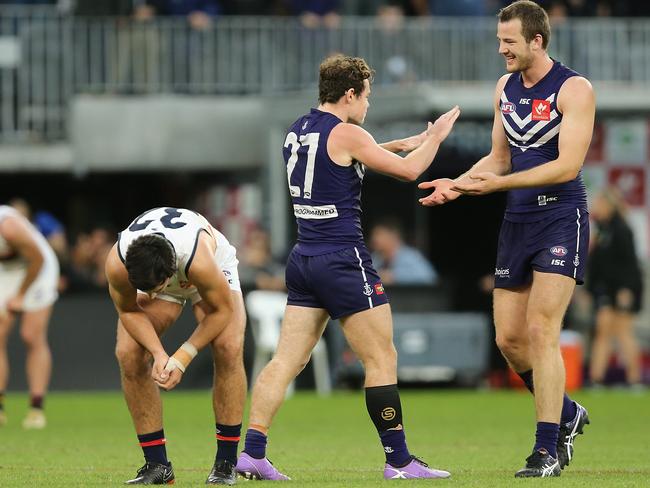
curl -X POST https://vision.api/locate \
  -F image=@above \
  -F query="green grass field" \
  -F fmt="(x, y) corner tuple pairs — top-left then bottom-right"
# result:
(0, 390), (648, 486)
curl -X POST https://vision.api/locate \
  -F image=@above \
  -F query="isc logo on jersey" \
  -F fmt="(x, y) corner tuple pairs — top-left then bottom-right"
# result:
(532, 99), (551, 121)
(501, 102), (515, 113)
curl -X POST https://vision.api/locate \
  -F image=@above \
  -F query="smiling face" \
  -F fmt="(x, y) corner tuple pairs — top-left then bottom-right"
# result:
(497, 18), (537, 73)
(347, 79), (371, 125)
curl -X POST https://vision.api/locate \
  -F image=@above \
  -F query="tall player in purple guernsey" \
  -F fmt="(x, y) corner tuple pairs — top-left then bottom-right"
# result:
(236, 55), (459, 481)
(419, 1), (594, 478)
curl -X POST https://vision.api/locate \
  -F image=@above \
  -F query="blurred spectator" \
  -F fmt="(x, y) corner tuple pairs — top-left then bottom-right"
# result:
(370, 219), (438, 285)
(67, 228), (113, 290)
(143, 0), (221, 29)
(547, 0), (569, 21)
(9, 198), (69, 266)
(238, 228), (286, 291)
(587, 187), (645, 389)
(290, 0), (341, 29)
(343, 0), (427, 16)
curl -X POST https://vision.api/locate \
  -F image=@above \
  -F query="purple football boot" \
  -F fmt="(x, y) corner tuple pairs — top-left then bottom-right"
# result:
(384, 456), (451, 480)
(235, 452), (291, 481)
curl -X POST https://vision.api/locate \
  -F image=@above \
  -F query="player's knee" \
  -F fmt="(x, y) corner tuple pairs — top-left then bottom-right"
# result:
(212, 338), (243, 366)
(271, 355), (309, 377)
(527, 320), (559, 348)
(495, 333), (522, 358)
(19, 327), (46, 348)
(115, 344), (148, 375)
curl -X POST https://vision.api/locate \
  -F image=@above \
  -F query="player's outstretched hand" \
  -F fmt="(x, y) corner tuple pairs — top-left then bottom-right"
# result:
(400, 122), (433, 152)
(418, 178), (461, 206)
(451, 171), (502, 195)
(429, 105), (460, 142)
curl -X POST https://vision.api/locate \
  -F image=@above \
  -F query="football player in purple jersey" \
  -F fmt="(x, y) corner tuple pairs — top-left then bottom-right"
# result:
(236, 54), (459, 481)
(419, 0), (595, 478)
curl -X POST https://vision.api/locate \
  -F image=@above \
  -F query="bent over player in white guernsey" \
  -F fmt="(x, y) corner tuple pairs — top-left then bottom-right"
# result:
(236, 54), (459, 481)
(105, 207), (246, 485)
(0, 205), (59, 429)
(419, 1), (594, 478)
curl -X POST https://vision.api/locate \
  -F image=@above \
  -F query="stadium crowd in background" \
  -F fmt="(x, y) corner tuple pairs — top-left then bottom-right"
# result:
(3, 0), (650, 17)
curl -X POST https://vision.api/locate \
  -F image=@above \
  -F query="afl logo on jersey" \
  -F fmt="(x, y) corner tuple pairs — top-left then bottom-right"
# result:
(550, 246), (568, 257)
(501, 101), (515, 114)
(532, 99), (551, 121)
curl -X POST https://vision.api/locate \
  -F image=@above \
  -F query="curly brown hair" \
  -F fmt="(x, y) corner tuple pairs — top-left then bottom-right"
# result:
(318, 54), (374, 105)
(498, 0), (551, 50)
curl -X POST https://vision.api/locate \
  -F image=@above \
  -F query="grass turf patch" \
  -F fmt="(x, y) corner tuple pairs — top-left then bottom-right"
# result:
(0, 389), (648, 486)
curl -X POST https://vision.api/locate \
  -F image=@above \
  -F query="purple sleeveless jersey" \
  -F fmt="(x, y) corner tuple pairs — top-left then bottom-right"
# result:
(284, 108), (365, 256)
(500, 60), (587, 222)
(283, 108), (388, 317)
(494, 62), (590, 287)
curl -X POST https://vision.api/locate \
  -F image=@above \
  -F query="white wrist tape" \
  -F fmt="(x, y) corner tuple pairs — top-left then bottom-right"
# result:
(164, 356), (186, 373)
(180, 342), (198, 358)
(163, 342), (198, 374)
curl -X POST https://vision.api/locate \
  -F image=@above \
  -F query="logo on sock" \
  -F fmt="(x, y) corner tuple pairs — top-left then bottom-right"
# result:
(384, 446), (394, 453)
(381, 407), (396, 421)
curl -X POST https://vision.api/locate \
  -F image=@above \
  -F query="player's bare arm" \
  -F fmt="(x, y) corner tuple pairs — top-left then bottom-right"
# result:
(105, 244), (170, 379)
(157, 232), (234, 391)
(379, 123), (433, 154)
(0, 216), (45, 312)
(453, 76), (595, 195)
(329, 106), (459, 181)
(185, 232), (235, 351)
(419, 75), (512, 206)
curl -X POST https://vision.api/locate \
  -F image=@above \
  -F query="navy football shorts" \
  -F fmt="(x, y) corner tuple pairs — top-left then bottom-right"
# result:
(495, 207), (589, 288)
(286, 245), (389, 319)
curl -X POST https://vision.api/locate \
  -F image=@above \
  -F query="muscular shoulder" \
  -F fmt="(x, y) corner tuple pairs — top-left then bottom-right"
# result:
(496, 73), (512, 92)
(0, 214), (32, 243)
(328, 123), (375, 166)
(557, 76), (594, 113)
(105, 244), (129, 288)
(493, 74), (512, 105)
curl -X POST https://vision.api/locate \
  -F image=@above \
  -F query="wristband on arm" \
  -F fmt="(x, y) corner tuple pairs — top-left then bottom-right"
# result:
(164, 342), (198, 373)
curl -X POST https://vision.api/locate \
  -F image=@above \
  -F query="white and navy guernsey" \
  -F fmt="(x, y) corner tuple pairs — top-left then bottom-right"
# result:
(500, 60), (588, 222)
(0, 205), (57, 268)
(284, 108), (365, 256)
(117, 207), (226, 296)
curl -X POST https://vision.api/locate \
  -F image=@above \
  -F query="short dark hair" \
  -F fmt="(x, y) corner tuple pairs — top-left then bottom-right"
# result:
(498, 1), (551, 50)
(318, 54), (374, 105)
(124, 234), (176, 291)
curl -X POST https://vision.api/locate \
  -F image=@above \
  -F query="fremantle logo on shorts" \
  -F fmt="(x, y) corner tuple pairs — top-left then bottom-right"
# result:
(293, 204), (339, 219)
(363, 282), (374, 296)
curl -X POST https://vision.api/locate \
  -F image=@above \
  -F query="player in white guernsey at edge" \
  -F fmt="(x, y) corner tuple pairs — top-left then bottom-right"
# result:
(0, 205), (59, 430)
(419, 0), (595, 478)
(105, 207), (246, 485)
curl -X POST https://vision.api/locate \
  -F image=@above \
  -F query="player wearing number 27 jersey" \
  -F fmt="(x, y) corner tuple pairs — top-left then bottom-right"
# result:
(105, 207), (247, 484)
(236, 54), (459, 481)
